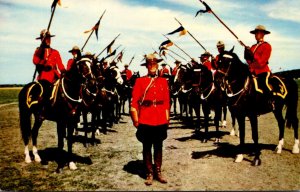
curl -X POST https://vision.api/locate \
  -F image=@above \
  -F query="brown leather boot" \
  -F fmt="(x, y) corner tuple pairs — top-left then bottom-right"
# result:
(154, 148), (167, 183)
(143, 146), (153, 186)
(155, 167), (167, 184)
(144, 173), (153, 185)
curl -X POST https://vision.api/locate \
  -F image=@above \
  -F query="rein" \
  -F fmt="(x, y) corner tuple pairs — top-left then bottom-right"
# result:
(201, 82), (215, 100)
(61, 77), (82, 103)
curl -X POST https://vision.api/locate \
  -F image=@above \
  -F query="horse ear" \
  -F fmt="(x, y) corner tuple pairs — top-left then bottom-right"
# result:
(229, 46), (235, 53)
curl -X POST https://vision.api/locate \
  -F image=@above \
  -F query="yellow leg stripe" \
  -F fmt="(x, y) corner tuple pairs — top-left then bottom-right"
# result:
(26, 82), (43, 108)
(253, 77), (263, 93)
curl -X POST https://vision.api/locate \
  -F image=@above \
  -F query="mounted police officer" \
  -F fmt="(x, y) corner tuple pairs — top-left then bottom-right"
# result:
(67, 45), (81, 71)
(33, 29), (65, 120)
(33, 29), (65, 84)
(159, 63), (171, 78)
(244, 25), (273, 108)
(212, 41), (226, 69)
(121, 64), (133, 81)
(130, 54), (170, 185)
(200, 51), (212, 71)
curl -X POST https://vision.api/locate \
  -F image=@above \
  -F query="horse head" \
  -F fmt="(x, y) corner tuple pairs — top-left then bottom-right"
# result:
(216, 50), (250, 96)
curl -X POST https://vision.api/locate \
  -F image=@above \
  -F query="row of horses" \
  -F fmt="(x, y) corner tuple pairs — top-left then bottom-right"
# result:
(18, 49), (299, 171)
(18, 55), (139, 171)
(169, 49), (299, 165)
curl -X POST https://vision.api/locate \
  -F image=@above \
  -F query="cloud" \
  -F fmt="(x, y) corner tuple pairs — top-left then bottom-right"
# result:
(0, 0), (300, 83)
(264, 0), (300, 23)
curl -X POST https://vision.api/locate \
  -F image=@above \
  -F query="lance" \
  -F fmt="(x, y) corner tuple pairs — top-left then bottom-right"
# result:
(128, 55), (135, 66)
(32, 0), (60, 82)
(113, 48), (125, 62)
(166, 47), (188, 61)
(163, 34), (193, 60)
(196, 0), (246, 47)
(96, 33), (121, 58)
(174, 17), (207, 51)
(105, 45), (121, 59)
(81, 9), (106, 52)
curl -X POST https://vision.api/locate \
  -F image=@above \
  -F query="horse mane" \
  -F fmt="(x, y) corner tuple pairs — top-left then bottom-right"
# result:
(222, 50), (251, 78)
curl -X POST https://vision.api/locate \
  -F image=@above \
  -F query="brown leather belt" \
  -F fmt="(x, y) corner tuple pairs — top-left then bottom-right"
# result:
(141, 100), (164, 107)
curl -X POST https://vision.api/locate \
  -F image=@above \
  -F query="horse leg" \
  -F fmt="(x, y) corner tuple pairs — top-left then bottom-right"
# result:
(202, 102), (210, 143)
(31, 115), (43, 162)
(248, 114), (261, 166)
(229, 107), (238, 137)
(235, 114), (245, 163)
(292, 117), (299, 153)
(273, 108), (285, 154)
(214, 105), (222, 143)
(19, 105), (33, 163)
(90, 111), (96, 146)
(222, 105), (227, 128)
(82, 110), (89, 147)
(67, 120), (77, 170)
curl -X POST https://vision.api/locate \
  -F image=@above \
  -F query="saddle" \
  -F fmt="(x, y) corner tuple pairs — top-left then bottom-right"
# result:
(26, 80), (60, 108)
(253, 74), (287, 99)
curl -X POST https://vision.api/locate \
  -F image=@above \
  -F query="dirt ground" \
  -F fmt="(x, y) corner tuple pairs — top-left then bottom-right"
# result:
(0, 103), (299, 191)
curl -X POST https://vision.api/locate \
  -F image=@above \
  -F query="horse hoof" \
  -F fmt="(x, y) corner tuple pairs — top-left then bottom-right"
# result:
(95, 129), (100, 136)
(292, 145), (299, 154)
(25, 156), (32, 163)
(275, 146), (282, 154)
(252, 158), (261, 166)
(202, 139), (208, 143)
(234, 154), (243, 163)
(69, 162), (77, 170)
(56, 168), (63, 173)
(214, 138), (221, 144)
(34, 155), (41, 163)
(230, 129), (235, 136)
(222, 121), (227, 128)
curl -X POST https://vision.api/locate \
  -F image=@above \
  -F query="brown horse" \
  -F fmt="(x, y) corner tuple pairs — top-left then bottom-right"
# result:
(18, 59), (95, 171)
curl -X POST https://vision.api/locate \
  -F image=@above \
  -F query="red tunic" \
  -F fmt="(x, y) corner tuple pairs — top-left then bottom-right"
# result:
(67, 58), (75, 71)
(247, 41), (271, 75)
(33, 48), (65, 83)
(131, 76), (170, 126)
(121, 69), (133, 81)
(159, 67), (170, 77)
(202, 60), (212, 71)
(171, 66), (179, 76)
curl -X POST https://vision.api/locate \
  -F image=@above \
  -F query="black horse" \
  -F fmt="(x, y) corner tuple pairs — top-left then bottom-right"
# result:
(172, 64), (192, 120)
(196, 65), (227, 143)
(75, 57), (99, 147)
(216, 50), (299, 165)
(18, 59), (94, 170)
(103, 65), (124, 126)
(120, 71), (140, 114)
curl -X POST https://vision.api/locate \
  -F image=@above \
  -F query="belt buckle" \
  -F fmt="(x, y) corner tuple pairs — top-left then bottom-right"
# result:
(153, 99), (156, 107)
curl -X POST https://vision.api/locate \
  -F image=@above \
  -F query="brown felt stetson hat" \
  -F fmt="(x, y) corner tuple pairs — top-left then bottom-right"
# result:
(36, 29), (55, 40)
(174, 60), (181, 64)
(68, 45), (80, 53)
(250, 25), (270, 34)
(140, 54), (163, 66)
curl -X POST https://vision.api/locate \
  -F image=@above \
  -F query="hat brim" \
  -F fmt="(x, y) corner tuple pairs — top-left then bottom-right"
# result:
(141, 58), (163, 66)
(68, 49), (80, 53)
(250, 29), (270, 34)
(36, 35), (55, 40)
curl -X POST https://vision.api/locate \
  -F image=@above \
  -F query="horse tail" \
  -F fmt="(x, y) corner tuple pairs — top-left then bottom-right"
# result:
(285, 78), (298, 129)
(18, 84), (33, 145)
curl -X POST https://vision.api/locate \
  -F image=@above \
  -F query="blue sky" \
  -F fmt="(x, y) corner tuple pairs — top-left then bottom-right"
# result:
(1, 0), (300, 84)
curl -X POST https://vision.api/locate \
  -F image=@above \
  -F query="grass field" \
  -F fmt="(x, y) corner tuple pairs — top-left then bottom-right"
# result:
(0, 87), (21, 104)
(0, 80), (299, 190)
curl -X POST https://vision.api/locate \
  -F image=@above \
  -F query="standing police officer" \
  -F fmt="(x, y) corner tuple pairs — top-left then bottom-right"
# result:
(130, 54), (170, 185)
